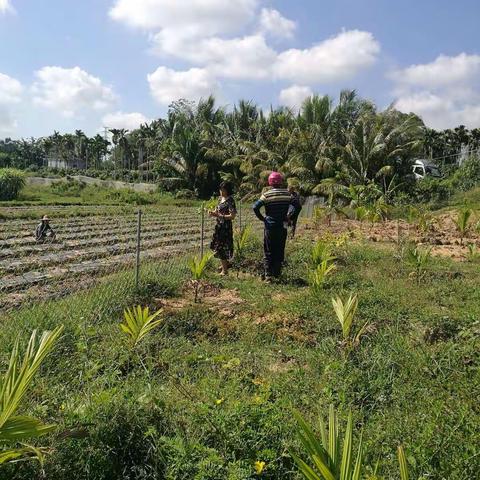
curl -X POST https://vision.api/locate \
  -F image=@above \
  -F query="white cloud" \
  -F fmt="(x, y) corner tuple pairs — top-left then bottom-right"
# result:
(102, 111), (151, 131)
(109, 0), (257, 35)
(152, 33), (276, 80)
(259, 8), (296, 39)
(147, 66), (219, 106)
(0, 72), (22, 134)
(0, 72), (22, 104)
(0, 0), (13, 14)
(112, 0), (276, 81)
(32, 66), (117, 117)
(275, 30), (380, 84)
(0, 105), (17, 134)
(392, 53), (480, 89)
(391, 53), (480, 129)
(279, 85), (313, 110)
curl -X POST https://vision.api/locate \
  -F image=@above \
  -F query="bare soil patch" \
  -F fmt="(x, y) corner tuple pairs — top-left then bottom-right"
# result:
(301, 210), (480, 261)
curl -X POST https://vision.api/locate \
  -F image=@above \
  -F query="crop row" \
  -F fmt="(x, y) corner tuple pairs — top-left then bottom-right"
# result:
(0, 235), (203, 295)
(0, 220), (210, 259)
(0, 226), (210, 274)
(0, 216), (208, 250)
(1, 208), (196, 227)
(0, 211), (201, 241)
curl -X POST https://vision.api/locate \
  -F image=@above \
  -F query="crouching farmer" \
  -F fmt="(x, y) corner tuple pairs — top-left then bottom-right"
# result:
(35, 215), (56, 242)
(253, 172), (298, 280)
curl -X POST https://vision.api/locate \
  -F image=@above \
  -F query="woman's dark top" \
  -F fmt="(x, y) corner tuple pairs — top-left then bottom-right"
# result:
(210, 196), (237, 260)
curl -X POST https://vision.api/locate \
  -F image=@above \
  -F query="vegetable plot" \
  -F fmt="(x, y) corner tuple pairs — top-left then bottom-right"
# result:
(0, 207), (217, 308)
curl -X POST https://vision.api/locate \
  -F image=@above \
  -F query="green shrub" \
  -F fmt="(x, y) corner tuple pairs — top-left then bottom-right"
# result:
(50, 178), (86, 196)
(450, 155), (480, 191)
(0, 168), (26, 200)
(411, 178), (451, 205)
(157, 177), (185, 193)
(106, 189), (154, 205)
(175, 189), (197, 200)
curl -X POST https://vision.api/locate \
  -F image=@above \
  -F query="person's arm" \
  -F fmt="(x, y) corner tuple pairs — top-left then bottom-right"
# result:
(287, 194), (299, 220)
(218, 207), (236, 221)
(253, 197), (266, 222)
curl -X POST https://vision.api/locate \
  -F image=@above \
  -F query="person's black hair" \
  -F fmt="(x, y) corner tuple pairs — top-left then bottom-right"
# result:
(219, 181), (234, 196)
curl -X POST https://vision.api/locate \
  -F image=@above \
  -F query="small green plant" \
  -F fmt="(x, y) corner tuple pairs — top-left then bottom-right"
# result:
(120, 306), (163, 348)
(398, 446), (409, 480)
(415, 210), (435, 233)
(353, 206), (369, 222)
(0, 168), (25, 201)
(311, 239), (336, 267)
(332, 294), (368, 349)
(199, 197), (218, 214)
(234, 225), (252, 263)
(366, 198), (389, 224)
(454, 208), (472, 245)
(467, 243), (480, 261)
(309, 260), (336, 293)
(313, 206), (328, 227)
(0, 326), (64, 465)
(405, 245), (431, 282)
(291, 405), (363, 480)
(233, 225), (252, 277)
(189, 251), (214, 302)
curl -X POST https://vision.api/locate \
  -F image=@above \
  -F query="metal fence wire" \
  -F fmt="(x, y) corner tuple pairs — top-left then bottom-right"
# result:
(0, 200), (260, 312)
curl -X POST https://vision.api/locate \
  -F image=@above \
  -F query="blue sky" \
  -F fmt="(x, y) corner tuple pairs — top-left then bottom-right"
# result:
(0, 0), (479, 138)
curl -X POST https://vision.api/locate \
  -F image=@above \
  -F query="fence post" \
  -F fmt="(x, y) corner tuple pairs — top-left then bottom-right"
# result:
(200, 205), (205, 258)
(135, 209), (142, 290)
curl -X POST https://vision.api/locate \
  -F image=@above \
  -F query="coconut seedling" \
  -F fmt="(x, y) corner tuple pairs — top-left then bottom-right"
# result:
(416, 210), (435, 233)
(332, 294), (368, 349)
(0, 326), (64, 465)
(398, 446), (410, 480)
(405, 245), (431, 283)
(454, 208), (472, 245)
(234, 225), (252, 275)
(467, 243), (480, 261)
(309, 260), (336, 293)
(354, 206), (369, 223)
(311, 238), (336, 267)
(189, 251), (214, 302)
(291, 405), (363, 480)
(120, 305), (163, 349)
(366, 197), (390, 226)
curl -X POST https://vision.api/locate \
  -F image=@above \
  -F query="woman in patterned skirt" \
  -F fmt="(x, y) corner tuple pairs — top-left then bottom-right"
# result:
(209, 181), (237, 275)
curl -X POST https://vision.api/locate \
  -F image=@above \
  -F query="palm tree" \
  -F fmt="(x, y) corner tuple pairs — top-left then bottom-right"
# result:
(110, 128), (131, 170)
(74, 129), (88, 169)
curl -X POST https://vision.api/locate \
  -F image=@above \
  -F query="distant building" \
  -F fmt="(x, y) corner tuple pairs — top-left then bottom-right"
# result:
(47, 155), (86, 169)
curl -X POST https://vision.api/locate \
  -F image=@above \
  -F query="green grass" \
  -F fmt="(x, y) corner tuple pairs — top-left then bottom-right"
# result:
(2, 237), (479, 479)
(0, 183), (199, 209)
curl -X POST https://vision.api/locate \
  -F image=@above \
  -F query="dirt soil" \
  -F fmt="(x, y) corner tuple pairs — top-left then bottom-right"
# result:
(302, 210), (480, 261)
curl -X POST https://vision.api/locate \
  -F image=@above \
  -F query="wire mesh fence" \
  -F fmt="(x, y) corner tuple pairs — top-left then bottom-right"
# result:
(0, 200), (262, 313)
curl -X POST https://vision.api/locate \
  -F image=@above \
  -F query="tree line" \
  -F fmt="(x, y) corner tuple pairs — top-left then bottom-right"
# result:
(1, 91), (479, 199)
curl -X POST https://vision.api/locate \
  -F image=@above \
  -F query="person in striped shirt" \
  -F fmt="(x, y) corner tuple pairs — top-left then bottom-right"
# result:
(253, 172), (298, 280)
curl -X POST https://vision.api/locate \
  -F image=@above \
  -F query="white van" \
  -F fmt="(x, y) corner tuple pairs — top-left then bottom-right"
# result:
(412, 160), (442, 180)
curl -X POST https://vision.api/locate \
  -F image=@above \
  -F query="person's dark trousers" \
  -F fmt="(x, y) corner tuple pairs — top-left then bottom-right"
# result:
(290, 213), (300, 238)
(264, 227), (288, 278)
